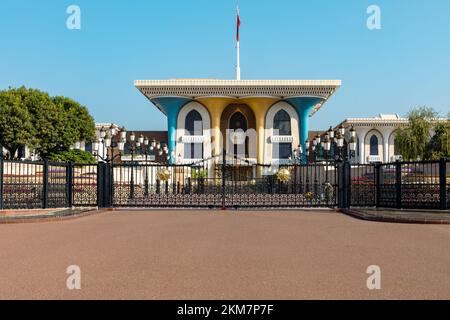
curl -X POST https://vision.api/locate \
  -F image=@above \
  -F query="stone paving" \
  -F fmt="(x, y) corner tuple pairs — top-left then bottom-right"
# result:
(0, 209), (449, 299)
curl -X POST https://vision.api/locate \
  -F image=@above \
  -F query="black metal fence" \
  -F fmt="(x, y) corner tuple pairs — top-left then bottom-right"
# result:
(0, 159), (97, 210)
(0, 157), (448, 210)
(111, 163), (338, 208)
(350, 159), (449, 210)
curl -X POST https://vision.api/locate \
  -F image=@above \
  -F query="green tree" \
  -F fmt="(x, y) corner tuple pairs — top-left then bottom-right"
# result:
(0, 88), (35, 158)
(21, 87), (67, 157)
(425, 118), (450, 160)
(395, 107), (438, 160)
(52, 96), (96, 153)
(0, 87), (96, 160)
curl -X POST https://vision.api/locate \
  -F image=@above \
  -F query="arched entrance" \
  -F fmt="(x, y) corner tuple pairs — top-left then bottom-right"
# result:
(219, 104), (257, 180)
(229, 111), (248, 157)
(220, 104), (256, 159)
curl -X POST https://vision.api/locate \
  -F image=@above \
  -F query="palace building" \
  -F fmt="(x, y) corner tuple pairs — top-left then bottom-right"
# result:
(134, 79), (341, 165)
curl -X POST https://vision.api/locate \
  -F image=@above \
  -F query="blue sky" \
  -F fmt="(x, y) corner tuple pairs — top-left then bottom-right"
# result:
(0, 0), (449, 130)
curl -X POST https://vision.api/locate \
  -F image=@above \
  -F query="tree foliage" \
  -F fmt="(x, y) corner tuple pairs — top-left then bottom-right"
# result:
(47, 149), (97, 164)
(395, 107), (449, 160)
(0, 89), (34, 158)
(425, 119), (450, 160)
(0, 87), (95, 159)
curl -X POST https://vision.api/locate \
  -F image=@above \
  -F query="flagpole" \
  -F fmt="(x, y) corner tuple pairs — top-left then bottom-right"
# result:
(236, 4), (241, 80)
(236, 41), (241, 80)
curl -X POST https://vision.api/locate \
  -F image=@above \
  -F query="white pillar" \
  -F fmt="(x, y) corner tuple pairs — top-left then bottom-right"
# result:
(384, 140), (389, 163)
(358, 132), (366, 164)
(382, 129), (391, 163)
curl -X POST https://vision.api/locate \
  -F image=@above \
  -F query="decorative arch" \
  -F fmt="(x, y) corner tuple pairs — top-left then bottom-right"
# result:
(220, 104), (257, 160)
(185, 110), (203, 135)
(388, 130), (399, 161)
(176, 101), (212, 163)
(264, 101), (299, 164)
(364, 129), (384, 162)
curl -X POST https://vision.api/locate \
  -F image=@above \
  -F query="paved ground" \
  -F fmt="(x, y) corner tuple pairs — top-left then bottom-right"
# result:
(343, 208), (450, 224)
(0, 209), (449, 300)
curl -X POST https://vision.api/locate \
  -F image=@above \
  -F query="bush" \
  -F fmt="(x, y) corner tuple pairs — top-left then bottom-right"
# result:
(192, 168), (207, 179)
(47, 149), (97, 164)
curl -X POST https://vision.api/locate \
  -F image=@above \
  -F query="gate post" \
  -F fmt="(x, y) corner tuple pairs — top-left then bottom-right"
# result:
(66, 162), (73, 208)
(97, 162), (113, 208)
(439, 158), (447, 210)
(104, 163), (112, 208)
(43, 159), (49, 209)
(221, 148), (226, 209)
(375, 163), (381, 208)
(337, 161), (351, 209)
(0, 156), (3, 210)
(97, 162), (104, 208)
(395, 160), (402, 209)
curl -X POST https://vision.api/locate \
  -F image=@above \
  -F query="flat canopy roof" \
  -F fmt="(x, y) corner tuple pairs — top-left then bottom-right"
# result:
(135, 79), (340, 99)
(135, 79), (341, 116)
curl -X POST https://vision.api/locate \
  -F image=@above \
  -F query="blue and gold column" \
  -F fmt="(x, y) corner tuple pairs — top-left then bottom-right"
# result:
(150, 97), (191, 164)
(285, 97), (325, 163)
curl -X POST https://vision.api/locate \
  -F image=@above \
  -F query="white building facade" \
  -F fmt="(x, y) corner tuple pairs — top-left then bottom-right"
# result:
(336, 114), (407, 164)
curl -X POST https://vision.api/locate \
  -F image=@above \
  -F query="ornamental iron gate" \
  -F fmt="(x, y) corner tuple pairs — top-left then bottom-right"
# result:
(0, 158), (448, 210)
(111, 160), (338, 208)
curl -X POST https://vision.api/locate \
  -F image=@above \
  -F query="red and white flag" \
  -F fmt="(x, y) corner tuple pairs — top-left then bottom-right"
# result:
(236, 6), (241, 42)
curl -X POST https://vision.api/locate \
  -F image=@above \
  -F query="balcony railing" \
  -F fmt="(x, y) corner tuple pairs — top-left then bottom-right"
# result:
(367, 155), (382, 163)
(181, 135), (205, 143)
(270, 135), (294, 143)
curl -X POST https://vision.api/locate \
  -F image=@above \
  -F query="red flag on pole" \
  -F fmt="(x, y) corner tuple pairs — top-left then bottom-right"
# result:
(236, 6), (241, 42)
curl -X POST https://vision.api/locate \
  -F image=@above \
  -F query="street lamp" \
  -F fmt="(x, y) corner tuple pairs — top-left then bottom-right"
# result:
(104, 133), (112, 149)
(322, 135), (331, 181)
(349, 136), (357, 160)
(327, 126), (334, 139)
(93, 125), (124, 163)
(336, 132), (344, 161)
(120, 127), (127, 140)
(100, 127), (106, 139)
(109, 124), (117, 137)
(349, 126), (356, 138)
(292, 144), (303, 164)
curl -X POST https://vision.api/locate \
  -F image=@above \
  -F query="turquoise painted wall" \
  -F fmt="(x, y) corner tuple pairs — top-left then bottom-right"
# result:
(150, 97), (191, 163)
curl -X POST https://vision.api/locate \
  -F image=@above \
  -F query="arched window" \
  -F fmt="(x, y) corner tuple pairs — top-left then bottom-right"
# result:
(184, 110), (203, 159)
(273, 110), (291, 135)
(185, 110), (203, 135)
(272, 110), (292, 160)
(229, 112), (249, 158)
(370, 135), (379, 155)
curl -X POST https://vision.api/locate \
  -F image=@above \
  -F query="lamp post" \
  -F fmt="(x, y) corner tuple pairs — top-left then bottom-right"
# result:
(123, 132), (170, 199)
(305, 140), (310, 163)
(92, 125), (125, 163)
(348, 135), (357, 160)
(335, 132), (345, 161)
(128, 132), (137, 199)
(321, 135), (331, 182)
(292, 144), (303, 164)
